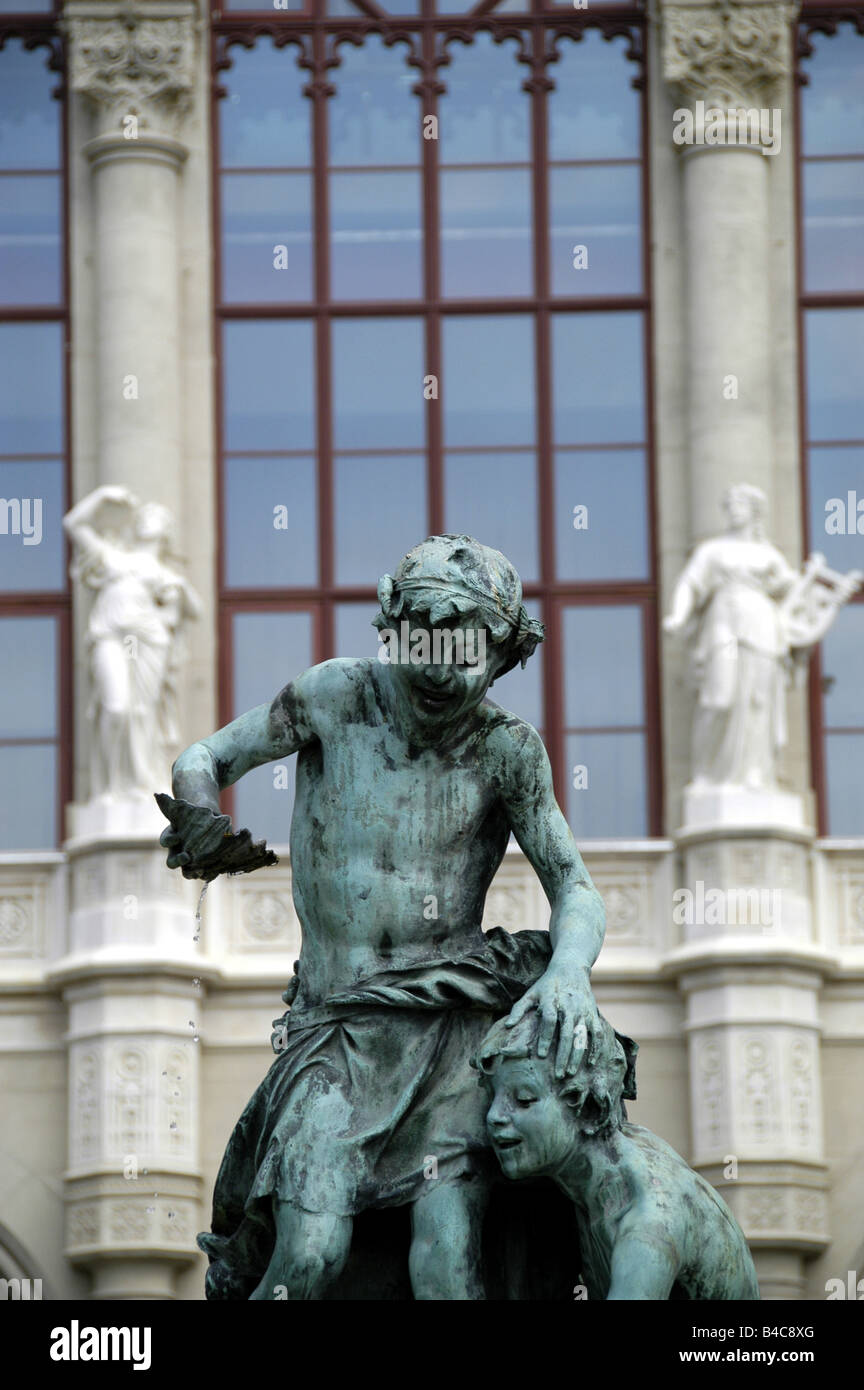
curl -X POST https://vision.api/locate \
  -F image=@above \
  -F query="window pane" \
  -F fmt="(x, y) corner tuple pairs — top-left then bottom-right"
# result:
(443, 451), (538, 582)
(825, 734), (864, 832)
(801, 30), (864, 157)
(0, 322), (62, 454)
(220, 42), (311, 168)
(441, 169), (532, 298)
(549, 165), (641, 297)
(566, 731), (646, 838)
(332, 318), (424, 448)
(330, 172), (422, 300)
(225, 457), (317, 588)
(0, 615), (56, 736)
(487, 599), (543, 730)
(222, 173), (312, 303)
(0, 460), (64, 591)
(553, 312), (644, 444)
(822, 604), (864, 729)
(808, 446), (864, 573)
(335, 602), (380, 661)
(0, 745), (55, 850)
(805, 309), (864, 441)
(223, 320), (315, 451)
(330, 36), (419, 166)
(439, 33), (529, 165)
(334, 455), (426, 585)
(0, 41), (59, 169)
(443, 315), (534, 446)
(803, 160), (864, 293)
(549, 33), (640, 161)
(232, 611), (314, 843)
(554, 450), (648, 580)
(0, 174), (61, 304)
(563, 604), (643, 727)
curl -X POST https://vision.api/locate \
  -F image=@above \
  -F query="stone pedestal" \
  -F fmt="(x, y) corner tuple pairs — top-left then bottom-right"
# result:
(50, 822), (211, 1299)
(682, 782), (809, 835)
(666, 822), (832, 1298)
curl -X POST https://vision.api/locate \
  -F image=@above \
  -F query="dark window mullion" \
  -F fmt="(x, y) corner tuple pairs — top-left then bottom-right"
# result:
(314, 30), (335, 654)
(422, 21), (443, 533)
(530, 26), (563, 805)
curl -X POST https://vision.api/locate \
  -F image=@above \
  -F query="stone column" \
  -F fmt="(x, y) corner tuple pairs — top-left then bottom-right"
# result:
(658, 0), (831, 1298)
(660, 0), (798, 541)
(56, 0), (205, 1300)
(63, 0), (197, 503)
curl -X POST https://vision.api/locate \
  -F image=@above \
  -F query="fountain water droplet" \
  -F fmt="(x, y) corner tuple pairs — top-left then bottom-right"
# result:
(194, 881), (209, 939)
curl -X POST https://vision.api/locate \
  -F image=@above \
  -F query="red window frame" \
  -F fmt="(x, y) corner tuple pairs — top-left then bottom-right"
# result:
(212, 0), (661, 835)
(796, 8), (864, 835)
(0, 13), (71, 849)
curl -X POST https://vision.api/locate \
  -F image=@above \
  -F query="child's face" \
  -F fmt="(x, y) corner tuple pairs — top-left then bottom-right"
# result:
(485, 1057), (575, 1180)
(385, 609), (507, 732)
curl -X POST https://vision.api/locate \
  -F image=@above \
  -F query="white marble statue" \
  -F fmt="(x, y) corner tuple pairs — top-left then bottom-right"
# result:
(64, 485), (201, 801)
(664, 484), (861, 806)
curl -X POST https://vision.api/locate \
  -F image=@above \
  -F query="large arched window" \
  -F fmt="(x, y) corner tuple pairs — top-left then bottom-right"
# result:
(214, 0), (658, 845)
(798, 14), (864, 833)
(0, 12), (69, 850)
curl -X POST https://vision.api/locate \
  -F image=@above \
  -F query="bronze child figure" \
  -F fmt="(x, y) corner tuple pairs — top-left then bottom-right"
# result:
(477, 1010), (760, 1300)
(158, 535), (607, 1299)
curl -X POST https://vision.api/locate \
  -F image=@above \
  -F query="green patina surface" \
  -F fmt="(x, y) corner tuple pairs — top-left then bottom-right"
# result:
(157, 534), (756, 1300)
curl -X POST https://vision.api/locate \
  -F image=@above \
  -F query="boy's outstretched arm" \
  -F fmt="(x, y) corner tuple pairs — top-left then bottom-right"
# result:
(160, 672), (317, 871)
(496, 723), (606, 1077)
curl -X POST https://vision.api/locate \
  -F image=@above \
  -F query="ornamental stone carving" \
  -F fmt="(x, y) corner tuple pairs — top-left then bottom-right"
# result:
(62, 1), (198, 138)
(0, 898), (29, 947)
(660, 0), (800, 108)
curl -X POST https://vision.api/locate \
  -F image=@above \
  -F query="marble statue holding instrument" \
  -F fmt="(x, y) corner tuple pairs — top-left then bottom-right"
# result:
(664, 484), (861, 825)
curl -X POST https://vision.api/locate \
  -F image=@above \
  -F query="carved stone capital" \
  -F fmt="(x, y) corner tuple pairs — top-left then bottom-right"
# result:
(660, 0), (800, 109)
(62, 1), (198, 140)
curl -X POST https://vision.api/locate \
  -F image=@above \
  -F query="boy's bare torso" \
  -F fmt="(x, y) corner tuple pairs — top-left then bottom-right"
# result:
(286, 660), (523, 1006)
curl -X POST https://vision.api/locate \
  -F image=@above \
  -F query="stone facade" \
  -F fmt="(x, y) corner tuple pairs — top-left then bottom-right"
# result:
(0, 0), (862, 1300)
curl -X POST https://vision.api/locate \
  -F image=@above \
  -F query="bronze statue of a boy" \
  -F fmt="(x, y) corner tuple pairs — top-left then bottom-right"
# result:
(159, 535), (608, 1299)
(477, 1010), (760, 1300)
